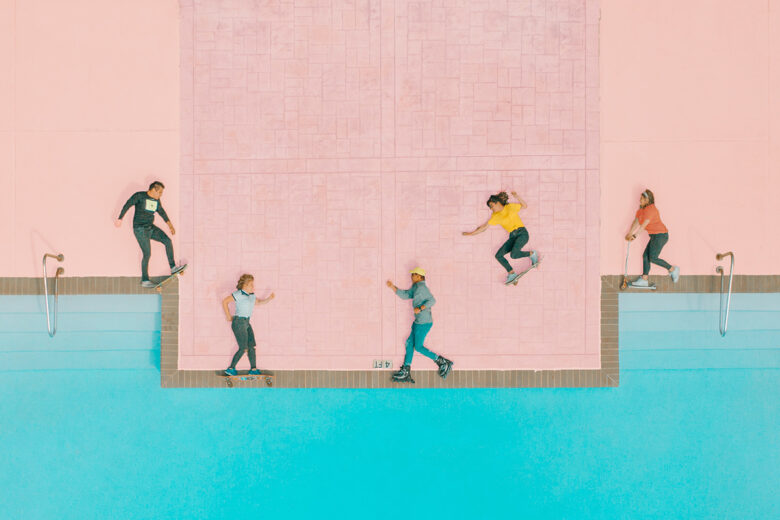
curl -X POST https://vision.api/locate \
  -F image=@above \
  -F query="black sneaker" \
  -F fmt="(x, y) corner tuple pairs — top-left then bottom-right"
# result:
(436, 356), (453, 379)
(391, 364), (415, 384)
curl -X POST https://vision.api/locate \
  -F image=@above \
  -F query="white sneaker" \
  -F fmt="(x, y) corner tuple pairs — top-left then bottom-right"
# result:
(530, 250), (539, 266)
(140, 280), (155, 288)
(632, 278), (649, 287)
(670, 266), (680, 283)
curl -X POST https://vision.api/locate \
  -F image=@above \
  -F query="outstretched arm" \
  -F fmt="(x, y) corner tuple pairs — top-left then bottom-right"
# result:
(387, 280), (412, 299)
(462, 218), (491, 236)
(510, 191), (527, 209)
(116, 193), (138, 226)
(255, 292), (275, 305)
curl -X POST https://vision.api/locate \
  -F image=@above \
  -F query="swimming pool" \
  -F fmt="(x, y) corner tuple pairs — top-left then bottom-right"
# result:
(0, 295), (160, 371)
(0, 368), (776, 519)
(0, 293), (778, 518)
(620, 293), (780, 369)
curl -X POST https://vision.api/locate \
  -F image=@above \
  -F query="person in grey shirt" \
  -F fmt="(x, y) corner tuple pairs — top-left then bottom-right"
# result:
(386, 267), (453, 383)
(221, 273), (275, 376)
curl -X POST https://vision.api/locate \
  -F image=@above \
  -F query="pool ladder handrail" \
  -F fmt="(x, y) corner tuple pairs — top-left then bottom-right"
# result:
(43, 253), (65, 337)
(715, 251), (734, 337)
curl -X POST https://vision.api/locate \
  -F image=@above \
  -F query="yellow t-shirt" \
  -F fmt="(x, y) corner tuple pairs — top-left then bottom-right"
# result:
(488, 203), (525, 232)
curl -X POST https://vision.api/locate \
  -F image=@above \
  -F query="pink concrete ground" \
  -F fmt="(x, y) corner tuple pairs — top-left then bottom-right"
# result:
(178, 0), (601, 370)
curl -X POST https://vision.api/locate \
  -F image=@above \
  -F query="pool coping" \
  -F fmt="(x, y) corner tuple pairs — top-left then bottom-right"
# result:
(3, 275), (777, 388)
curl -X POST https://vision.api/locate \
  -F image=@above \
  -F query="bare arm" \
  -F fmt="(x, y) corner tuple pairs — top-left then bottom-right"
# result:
(625, 218), (649, 241)
(255, 292), (275, 305)
(510, 191), (527, 209)
(462, 218), (491, 236)
(221, 295), (233, 322)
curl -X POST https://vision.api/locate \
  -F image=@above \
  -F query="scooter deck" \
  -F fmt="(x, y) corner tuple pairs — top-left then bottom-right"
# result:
(627, 283), (657, 290)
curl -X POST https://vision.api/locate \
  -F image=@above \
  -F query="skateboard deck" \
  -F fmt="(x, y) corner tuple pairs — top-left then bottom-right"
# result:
(217, 370), (274, 388)
(154, 264), (188, 292)
(509, 256), (543, 285)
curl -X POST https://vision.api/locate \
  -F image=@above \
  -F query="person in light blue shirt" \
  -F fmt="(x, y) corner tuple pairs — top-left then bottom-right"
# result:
(386, 267), (453, 383)
(221, 274), (275, 376)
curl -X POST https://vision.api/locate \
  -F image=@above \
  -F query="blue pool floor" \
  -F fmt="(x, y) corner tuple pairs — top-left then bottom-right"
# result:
(0, 368), (778, 519)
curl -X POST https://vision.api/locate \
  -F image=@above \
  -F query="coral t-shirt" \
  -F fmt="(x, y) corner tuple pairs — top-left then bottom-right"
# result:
(635, 204), (668, 234)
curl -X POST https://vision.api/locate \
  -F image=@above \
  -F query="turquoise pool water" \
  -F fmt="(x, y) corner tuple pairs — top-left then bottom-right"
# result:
(620, 293), (780, 369)
(0, 294), (778, 519)
(0, 295), (159, 370)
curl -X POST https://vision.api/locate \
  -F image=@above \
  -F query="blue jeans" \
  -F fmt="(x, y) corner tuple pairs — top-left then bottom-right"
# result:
(229, 317), (257, 369)
(643, 233), (671, 275)
(495, 227), (530, 273)
(133, 225), (175, 281)
(404, 322), (437, 366)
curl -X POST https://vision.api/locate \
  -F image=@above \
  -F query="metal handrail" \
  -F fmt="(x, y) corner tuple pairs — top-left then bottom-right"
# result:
(43, 253), (64, 337)
(715, 251), (734, 337)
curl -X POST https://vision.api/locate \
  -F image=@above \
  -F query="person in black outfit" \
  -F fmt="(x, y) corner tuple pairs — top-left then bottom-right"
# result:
(116, 181), (186, 287)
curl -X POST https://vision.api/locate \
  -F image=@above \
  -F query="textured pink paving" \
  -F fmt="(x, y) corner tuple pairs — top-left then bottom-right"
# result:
(178, 0), (601, 370)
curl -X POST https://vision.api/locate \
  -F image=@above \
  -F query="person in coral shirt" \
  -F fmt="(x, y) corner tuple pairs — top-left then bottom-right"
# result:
(625, 189), (680, 286)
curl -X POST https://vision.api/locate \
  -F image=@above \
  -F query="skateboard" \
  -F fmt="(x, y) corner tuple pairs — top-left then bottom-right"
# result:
(154, 264), (188, 292)
(508, 256), (543, 285)
(217, 370), (274, 388)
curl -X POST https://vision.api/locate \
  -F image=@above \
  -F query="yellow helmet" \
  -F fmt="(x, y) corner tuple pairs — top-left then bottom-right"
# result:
(409, 267), (426, 277)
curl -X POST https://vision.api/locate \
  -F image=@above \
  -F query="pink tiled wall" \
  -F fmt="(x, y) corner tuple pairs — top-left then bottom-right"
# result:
(179, 0), (600, 370)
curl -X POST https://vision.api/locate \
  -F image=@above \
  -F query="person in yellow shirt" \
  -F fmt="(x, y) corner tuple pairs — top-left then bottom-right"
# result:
(463, 190), (539, 285)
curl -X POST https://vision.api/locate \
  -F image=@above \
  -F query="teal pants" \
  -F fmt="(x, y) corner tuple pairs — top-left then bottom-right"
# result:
(404, 322), (437, 366)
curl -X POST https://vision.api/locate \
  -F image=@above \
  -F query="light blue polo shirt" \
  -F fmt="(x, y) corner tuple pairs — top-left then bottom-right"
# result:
(232, 290), (256, 318)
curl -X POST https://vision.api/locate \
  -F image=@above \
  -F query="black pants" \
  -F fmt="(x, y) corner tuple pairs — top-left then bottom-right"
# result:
(495, 227), (531, 272)
(133, 225), (175, 282)
(643, 233), (672, 275)
(229, 317), (257, 369)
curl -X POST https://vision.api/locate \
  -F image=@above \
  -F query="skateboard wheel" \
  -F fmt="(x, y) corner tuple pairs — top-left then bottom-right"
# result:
(265, 377), (272, 386)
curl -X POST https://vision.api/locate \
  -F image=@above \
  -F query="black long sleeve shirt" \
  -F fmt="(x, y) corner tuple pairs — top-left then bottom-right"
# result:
(118, 191), (170, 228)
